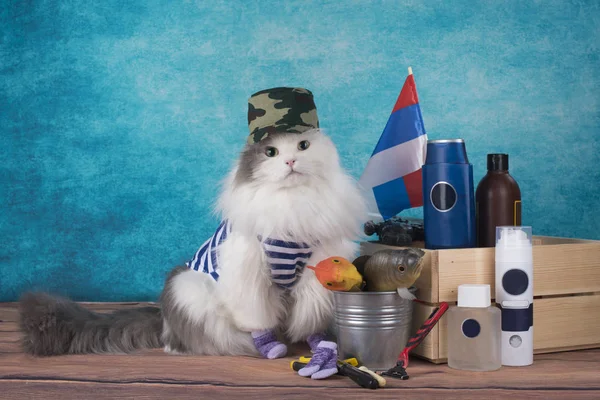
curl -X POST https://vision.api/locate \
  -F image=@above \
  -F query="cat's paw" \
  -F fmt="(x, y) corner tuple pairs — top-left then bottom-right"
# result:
(298, 340), (338, 380)
(251, 330), (288, 359)
(265, 342), (288, 359)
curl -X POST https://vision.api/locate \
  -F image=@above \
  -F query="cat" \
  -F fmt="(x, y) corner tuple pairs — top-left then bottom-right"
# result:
(19, 128), (368, 360)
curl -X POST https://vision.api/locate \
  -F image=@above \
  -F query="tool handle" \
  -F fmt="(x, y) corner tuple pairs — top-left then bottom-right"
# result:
(291, 357), (359, 372)
(290, 361), (305, 372)
(337, 361), (379, 389)
(298, 356), (359, 367)
(398, 301), (449, 368)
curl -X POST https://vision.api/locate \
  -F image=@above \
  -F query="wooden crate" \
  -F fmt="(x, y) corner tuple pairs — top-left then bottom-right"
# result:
(360, 236), (600, 364)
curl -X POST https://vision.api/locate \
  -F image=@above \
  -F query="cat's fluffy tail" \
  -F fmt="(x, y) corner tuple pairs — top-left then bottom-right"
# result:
(18, 292), (163, 356)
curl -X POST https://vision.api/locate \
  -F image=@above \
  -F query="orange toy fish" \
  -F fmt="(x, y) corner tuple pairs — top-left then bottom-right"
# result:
(306, 257), (364, 292)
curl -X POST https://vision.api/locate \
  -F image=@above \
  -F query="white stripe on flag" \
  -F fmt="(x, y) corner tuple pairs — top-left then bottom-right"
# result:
(359, 135), (427, 188)
(360, 186), (384, 222)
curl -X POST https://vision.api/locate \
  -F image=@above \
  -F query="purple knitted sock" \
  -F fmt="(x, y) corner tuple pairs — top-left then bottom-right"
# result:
(251, 330), (287, 359)
(298, 341), (338, 379)
(307, 333), (326, 351)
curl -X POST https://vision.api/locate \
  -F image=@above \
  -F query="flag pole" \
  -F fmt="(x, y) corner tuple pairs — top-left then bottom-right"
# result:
(408, 66), (413, 75)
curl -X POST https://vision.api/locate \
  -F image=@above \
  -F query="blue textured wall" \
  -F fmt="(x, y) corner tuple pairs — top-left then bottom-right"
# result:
(2, 0), (599, 301)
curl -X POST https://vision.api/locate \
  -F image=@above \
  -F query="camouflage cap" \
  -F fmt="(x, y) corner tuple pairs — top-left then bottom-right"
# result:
(247, 87), (319, 144)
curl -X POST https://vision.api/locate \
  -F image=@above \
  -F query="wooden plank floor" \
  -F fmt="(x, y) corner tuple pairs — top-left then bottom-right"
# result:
(1, 302), (599, 399)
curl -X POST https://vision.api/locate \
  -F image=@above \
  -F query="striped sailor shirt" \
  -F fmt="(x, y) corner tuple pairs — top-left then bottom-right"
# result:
(185, 220), (313, 289)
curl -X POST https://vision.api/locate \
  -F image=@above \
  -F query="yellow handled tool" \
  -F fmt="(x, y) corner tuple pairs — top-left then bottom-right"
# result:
(290, 357), (358, 371)
(299, 356), (358, 365)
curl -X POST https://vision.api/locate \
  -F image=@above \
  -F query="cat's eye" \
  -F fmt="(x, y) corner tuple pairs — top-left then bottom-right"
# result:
(298, 140), (310, 151)
(265, 147), (279, 157)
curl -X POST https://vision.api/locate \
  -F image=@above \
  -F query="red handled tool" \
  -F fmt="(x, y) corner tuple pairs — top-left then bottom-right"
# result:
(382, 301), (449, 380)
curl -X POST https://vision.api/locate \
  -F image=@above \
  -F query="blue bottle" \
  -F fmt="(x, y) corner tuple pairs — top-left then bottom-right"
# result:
(422, 139), (476, 249)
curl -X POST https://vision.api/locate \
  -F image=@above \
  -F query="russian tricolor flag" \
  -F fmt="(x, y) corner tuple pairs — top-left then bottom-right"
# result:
(359, 67), (428, 220)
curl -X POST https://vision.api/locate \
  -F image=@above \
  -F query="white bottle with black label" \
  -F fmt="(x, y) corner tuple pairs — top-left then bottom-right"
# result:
(495, 226), (533, 366)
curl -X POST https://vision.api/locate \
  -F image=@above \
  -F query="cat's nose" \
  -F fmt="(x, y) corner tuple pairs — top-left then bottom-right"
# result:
(285, 159), (296, 167)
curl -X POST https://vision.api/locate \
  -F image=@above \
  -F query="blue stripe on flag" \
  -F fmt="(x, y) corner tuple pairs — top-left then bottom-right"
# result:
(372, 104), (426, 156)
(372, 176), (413, 220)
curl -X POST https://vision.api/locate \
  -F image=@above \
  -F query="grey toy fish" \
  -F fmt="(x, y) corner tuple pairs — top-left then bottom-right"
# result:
(353, 248), (426, 300)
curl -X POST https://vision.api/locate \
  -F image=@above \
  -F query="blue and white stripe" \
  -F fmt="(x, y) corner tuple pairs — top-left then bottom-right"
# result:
(262, 238), (312, 289)
(186, 221), (312, 289)
(185, 220), (231, 281)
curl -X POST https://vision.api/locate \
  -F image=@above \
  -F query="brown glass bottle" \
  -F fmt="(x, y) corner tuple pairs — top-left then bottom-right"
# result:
(476, 154), (522, 247)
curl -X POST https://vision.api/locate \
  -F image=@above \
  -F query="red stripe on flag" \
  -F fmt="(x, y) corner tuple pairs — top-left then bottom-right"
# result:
(404, 168), (423, 207)
(391, 74), (420, 113)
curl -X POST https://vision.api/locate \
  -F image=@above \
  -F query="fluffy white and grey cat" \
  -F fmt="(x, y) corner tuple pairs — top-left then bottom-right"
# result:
(19, 128), (368, 359)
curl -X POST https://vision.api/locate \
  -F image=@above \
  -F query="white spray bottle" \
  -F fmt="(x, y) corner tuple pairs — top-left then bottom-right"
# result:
(495, 226), (533, 366)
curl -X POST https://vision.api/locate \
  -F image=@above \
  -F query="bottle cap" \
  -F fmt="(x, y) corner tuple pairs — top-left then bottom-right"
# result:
(487, 153), (509, 171)
(457, 284), (491, 308)
(495, 226), (532, 248)
(425, 139), (469, 164)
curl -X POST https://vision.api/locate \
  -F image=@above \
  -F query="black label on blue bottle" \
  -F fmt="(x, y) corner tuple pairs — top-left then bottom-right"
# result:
(430, 182), (457, 212)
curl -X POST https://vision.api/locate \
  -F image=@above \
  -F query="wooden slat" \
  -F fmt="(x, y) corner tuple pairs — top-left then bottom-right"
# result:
(437, 247), (494, 302)
(0, 322), (18, 332)
(535, 344), (600, 355)
(428, 250), (439, 303)
(535, 236), (600, 245)
(361, 237), (600, 303)
(412, 294), (600, 363)
(1, 381), (599, 400)
(0, 305), (18, 323)
(534, 294), (600, 349)
(531, 243), (600, 297)
(1, 302), (600, 398)
(437, 243), (600, 302)
(1, 348), (600, 390)
(2, 349), (600, 393)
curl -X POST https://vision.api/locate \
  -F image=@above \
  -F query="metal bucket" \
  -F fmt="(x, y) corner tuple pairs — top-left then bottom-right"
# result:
(330, 289), (416, 371)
